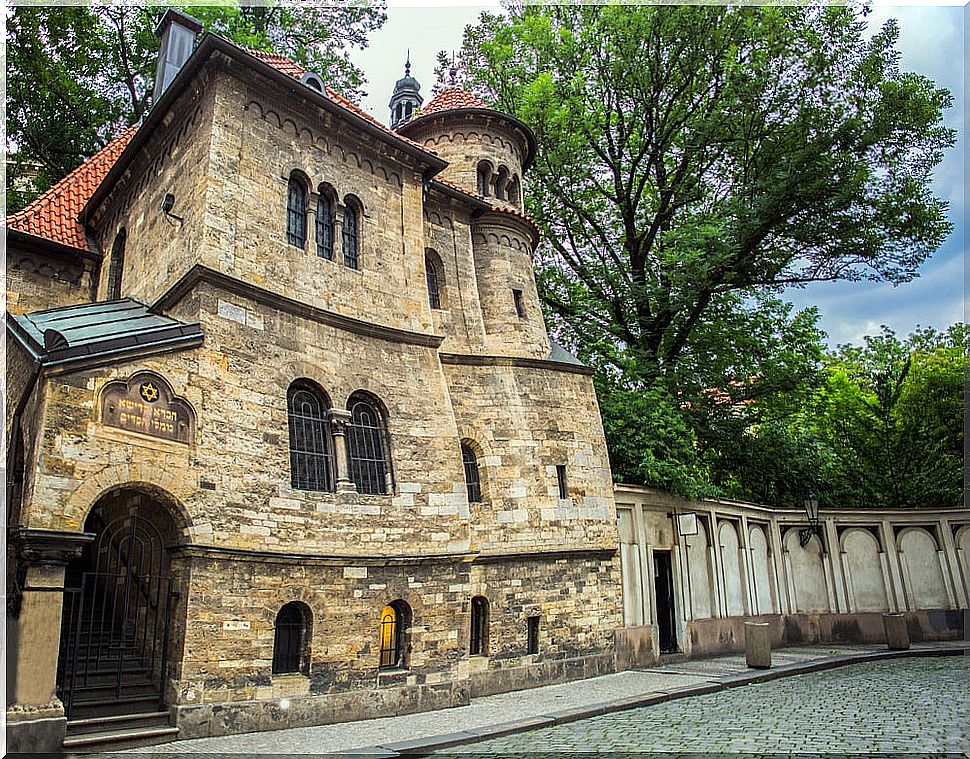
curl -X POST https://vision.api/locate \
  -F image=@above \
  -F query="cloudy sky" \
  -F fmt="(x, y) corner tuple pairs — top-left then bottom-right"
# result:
(354, 2), (965, 347)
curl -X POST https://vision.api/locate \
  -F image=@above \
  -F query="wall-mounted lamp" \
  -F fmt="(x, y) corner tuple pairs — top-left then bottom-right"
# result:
(162, 192), (184, 223)
(799, 490), (820, 547)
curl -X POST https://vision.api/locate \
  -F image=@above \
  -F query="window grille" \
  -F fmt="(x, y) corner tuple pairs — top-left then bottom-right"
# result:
(470, 596), (489, 656)
(287, 177), (307, 248)
(287, 384), (335, 492)
(556, 465), (568, 499)
(347, 397), (390, 495)
(527, 616), (540, 655)
(273, 603), (309, 674)
(107, 229), (127, 299)
(426, 255), (441, 310)
(462, 443), (482, 503)
(316, 194), (334, 260)
(343, 204), (359, 268)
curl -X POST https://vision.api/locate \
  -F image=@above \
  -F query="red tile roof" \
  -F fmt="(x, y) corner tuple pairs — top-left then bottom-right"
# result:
(6, 125), (137, 252)
(420, 88), (489, 116)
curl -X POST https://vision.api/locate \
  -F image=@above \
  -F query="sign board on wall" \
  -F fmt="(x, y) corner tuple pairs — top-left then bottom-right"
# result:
(101, 373), (194, 444)
(677, 512), (698, 537)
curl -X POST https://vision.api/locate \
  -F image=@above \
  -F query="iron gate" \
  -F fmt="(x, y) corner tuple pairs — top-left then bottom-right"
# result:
(58, 514), (178, 718)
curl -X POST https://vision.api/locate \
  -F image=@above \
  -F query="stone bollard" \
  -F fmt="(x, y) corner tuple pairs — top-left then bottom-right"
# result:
(882, 612), (910, 650)
(744, 621), (771, 669)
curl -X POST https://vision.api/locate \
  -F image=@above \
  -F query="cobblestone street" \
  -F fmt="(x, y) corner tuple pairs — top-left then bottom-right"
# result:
(443, 656), (970, 755)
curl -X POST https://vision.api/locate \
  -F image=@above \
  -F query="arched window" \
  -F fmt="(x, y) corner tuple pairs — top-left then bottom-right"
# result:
(273, 602), (311, 675)
(287, 174), (307, 248)
(379, 600), (411, 668)
(507, 175), (521, 206)
(346, 393), (391, 495)
(425, 251), (443, 310)
(476, 162), (492, 197)
(495, 166), (510, 201)
(405, 102), (414, 119)
(461, 443), (481, 503)
(107, 228), (126, 300)
(316, 191), (335, 260)
(342, 199), (360, 269)
(287, 382), (335, 492)
(470, 596), (489, 656)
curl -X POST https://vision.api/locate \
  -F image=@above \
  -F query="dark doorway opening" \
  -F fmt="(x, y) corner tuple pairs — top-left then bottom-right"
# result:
(653, 550), (678, 653)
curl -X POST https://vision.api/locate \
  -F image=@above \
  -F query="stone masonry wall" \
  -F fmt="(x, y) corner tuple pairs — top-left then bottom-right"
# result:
(443, 362), (617, 554)
(5, 245), (93, 315)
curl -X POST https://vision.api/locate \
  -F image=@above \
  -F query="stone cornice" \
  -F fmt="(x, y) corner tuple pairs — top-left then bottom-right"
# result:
(11, 528), (95, 566)
(153, 264), (445, 349)
(474, 547), (617, 563)
(172, 543), (477, 566)
(439, 351), (594, 377)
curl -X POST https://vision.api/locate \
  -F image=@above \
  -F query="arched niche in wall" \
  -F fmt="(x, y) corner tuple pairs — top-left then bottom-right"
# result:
(748, 524), (775, 614)
(841, 528), (889, 612)
(784, 528), (829, 613)
(100, 372), (196, 444)
(897, 527), (949, 609)
(685, 519), (712, 620)
(718, 521), (745, 616)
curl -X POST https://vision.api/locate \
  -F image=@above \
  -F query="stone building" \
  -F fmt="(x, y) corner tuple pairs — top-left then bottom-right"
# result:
(5, 11), (622, 752)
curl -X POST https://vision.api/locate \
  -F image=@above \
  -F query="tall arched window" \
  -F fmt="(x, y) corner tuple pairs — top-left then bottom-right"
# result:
(107, 228), (127, 300)
(461, 443), (481, 503)
(379, 600), (411, 668)
(342, 200), (359, 269)
(287, 382), (335, 492)
(287, 175), (307, 248)
(507, 175), (521, 206)
(346, 393), (391, 495)
(470, 596), (489, 656)
(425, 251), (444, 310)
(316, 191), (335, 260)
(495, 166), (510, 201)
(476, 162), (492, 197)
(273, 602), (312, 674)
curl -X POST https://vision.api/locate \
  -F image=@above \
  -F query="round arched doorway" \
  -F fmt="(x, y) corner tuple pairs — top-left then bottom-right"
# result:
(58, 485), (188, 719)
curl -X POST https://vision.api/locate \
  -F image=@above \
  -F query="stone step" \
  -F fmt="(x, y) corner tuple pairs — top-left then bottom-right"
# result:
(68, 694), (161, 720)
(66, 710), (171, 736)
(62, 723), (178, 753)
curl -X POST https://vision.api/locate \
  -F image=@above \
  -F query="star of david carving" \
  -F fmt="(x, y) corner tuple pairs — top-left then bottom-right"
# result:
(140, 382), (160, 403)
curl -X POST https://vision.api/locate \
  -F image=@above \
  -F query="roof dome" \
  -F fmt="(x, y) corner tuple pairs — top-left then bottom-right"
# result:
(420, 88), (489, 116)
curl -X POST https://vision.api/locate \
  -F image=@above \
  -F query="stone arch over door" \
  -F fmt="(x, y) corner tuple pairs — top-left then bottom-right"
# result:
(718, 521), (745, 616)
(685, 520), (712, 620)
(842, 528), (889, 612)
(785, 529), (829, 613)
(749, 525), (774, 614)
(897, 527), (949, 609)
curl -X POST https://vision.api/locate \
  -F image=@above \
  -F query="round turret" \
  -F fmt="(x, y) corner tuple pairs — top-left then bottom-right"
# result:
(396, 88), (536, 213)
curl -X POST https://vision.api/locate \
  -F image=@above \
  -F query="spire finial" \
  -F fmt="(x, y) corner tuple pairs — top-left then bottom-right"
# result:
(405, 49), (411, 77)
(449, 51), (458, 87)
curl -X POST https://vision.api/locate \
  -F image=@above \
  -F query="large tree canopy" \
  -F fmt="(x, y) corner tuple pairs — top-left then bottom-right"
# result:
(453, 4), (955, 499)
(6, 2), (386, 212)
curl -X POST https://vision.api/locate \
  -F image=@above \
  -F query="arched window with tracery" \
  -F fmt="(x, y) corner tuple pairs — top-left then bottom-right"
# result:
(273, 602), (312, 675)
(287, 381), (335, 492)
(346, 393), (391, 495)
(287, 174), (308, 248)
(316, 190), (335, 260)
(107, 228), (127, 300)
(461, 442), (482, 503)
(425, 251), (444, 310)
(470, 596), (489, 656)
(342, 198), (360, 269)
(379, 600), (411, 668)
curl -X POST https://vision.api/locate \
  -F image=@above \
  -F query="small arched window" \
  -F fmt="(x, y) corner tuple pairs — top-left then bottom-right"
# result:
(342, 199), (360, 269)
(107, 228), (127, 300)
(476, 162), (492, 197)
(507, 175), (521, 206)
(379, 600), (411, 668)
(273, 602), (311, 675)
(347, 393), (391, 495)
(287, 174), (308, 248)
(461, 443), (481, 503)
(287, 382), (335, 492)
(470, 596), (489, 656)
(495, 166), (510, 201)
(405, 102), (414, 119)
(316, 191), (335, 260)
(425, 251), (444, 310)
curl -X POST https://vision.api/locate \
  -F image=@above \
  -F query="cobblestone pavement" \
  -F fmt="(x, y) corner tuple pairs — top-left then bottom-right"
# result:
(99, 644), (967, 756)
(443, 656), (970, 755)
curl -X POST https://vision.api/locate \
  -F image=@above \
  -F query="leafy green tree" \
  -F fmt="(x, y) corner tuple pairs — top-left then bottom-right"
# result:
(6, 2), (386, 212)
(452, 4), (954, 495)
